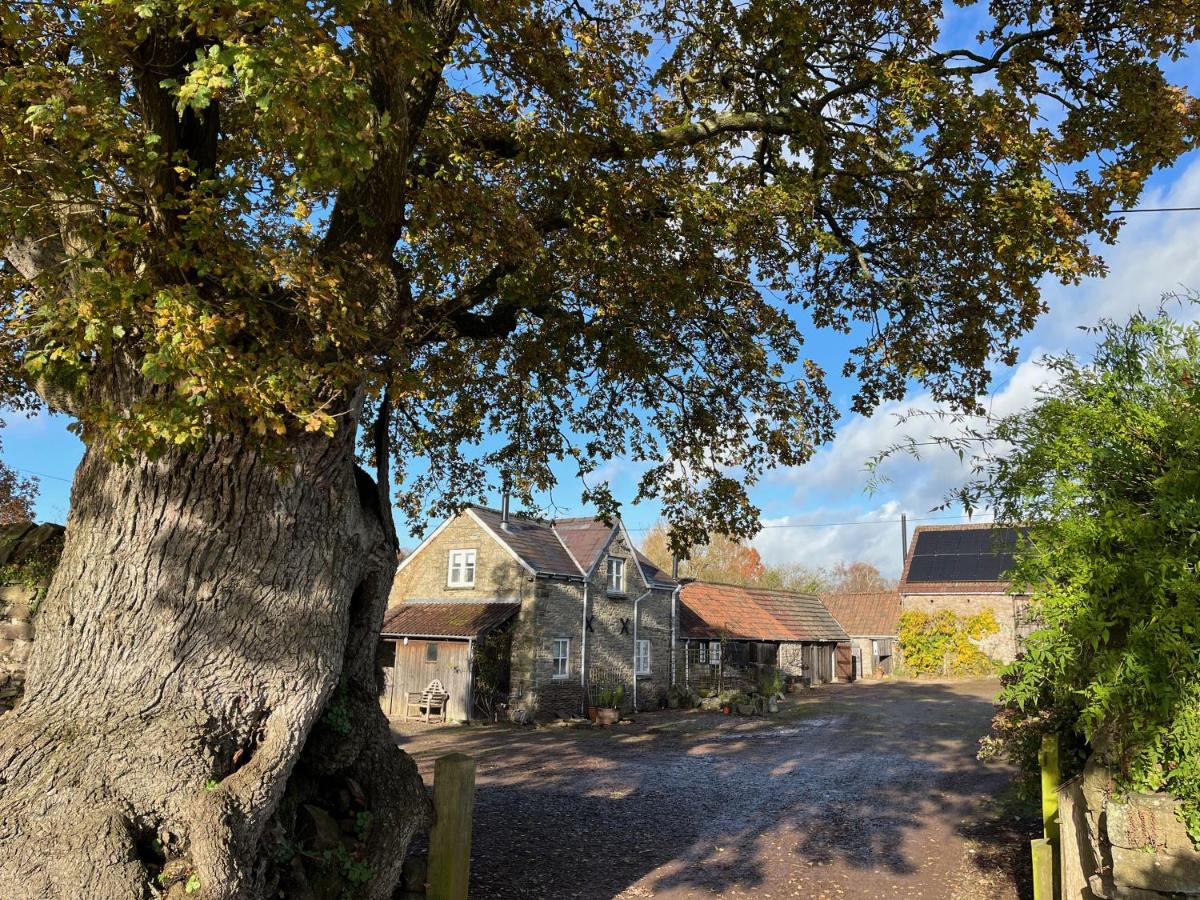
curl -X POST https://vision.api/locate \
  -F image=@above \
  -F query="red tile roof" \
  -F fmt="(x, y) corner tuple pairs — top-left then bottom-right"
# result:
(820, 592), (901, 637)
(551, 518), (615, 574)
(381, 602), (520, 639)
(680, 581), (848, 643)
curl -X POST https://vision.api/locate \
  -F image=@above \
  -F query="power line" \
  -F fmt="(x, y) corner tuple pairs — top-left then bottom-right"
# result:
(11, 467), (72, 484)
(1107, 206), (1200, 214)
(625, 513), (980, 532)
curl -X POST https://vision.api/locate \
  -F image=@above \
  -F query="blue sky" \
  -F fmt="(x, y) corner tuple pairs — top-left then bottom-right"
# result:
(6, 6), (1200, 578)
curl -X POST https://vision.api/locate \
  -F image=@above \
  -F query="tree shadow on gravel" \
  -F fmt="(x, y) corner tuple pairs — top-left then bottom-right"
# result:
(396, 679), (1027, 899)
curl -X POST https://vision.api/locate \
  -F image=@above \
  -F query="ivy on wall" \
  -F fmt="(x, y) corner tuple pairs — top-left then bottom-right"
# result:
(897, 608), (1000, 676)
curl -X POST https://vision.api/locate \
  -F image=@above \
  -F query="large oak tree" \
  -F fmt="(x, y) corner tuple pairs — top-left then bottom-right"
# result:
(1, 0), (1197, 896)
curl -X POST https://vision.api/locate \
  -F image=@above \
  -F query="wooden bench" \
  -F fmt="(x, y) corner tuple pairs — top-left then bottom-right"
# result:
(405, 679), (449, 723)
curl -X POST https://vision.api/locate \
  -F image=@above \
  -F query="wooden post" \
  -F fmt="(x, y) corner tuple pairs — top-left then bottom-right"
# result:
(1040, 733), (1061, 844)
(1031, 838), (1055, 900)
(428, 753), (476, 900)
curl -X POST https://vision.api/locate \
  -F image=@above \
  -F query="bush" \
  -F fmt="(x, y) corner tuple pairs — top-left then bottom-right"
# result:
(958, 309), (1200, 842)
(897, 608), (999, 676)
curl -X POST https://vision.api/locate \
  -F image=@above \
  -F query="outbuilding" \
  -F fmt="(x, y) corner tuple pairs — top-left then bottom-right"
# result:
(678, 580), (851, 688)
(821, 592), (901, 678)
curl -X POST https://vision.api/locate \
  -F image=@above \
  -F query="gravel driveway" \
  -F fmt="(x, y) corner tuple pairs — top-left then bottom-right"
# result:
(394, 679), (1034, 899)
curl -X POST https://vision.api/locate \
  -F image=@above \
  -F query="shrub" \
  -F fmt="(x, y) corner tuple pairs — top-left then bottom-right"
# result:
(897, 608), (999, 676)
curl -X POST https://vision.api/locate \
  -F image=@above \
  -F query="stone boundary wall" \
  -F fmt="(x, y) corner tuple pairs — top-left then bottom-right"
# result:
(0, 522), (65, 713)
(1059, 762), (1200, 900)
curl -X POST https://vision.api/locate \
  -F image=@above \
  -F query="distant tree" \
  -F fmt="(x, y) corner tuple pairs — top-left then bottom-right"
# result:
(756, 562), (832, 595)
(0, 431), (36, 526)
(828, 561), (897, 594)
(641, 520), (765, 584)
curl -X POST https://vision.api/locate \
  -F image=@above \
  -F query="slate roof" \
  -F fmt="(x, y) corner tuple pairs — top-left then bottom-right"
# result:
(899, 524), (1022, 594)
(821, 592), (901, 637)
(463, 506), (677, 588)
(680, 581), (848, 643)
(469, 506), (582, 577)
(381, 602), (520, 639)
(634, 549), (676, 588)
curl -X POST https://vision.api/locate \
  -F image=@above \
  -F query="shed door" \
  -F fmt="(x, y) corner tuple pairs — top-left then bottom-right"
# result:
(836, 643), (854, 682)
(390, 640), (473, 721)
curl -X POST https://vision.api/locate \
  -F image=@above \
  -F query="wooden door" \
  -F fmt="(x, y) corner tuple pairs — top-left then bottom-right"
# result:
(390, 639), (473, 722)
(836, 643), (854, 682)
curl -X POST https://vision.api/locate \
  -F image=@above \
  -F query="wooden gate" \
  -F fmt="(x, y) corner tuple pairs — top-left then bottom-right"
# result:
(382, 638), (472, 722)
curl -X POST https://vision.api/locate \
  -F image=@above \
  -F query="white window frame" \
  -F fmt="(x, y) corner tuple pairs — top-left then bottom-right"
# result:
(709, 641), (721, 666)
(551, 638), (570, 680)
(697, 642), (707, 664)
(606, 556), (625, 593)
(635, 639), (651, 676)
(447, 549), (477, 587)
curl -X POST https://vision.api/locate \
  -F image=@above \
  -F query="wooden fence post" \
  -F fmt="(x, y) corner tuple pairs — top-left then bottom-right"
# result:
(428, 753), (476, 900)
(1040, 733), (1061, 844)
(1037, 733), (1062, 899)
(1031, 837), (1055, 900)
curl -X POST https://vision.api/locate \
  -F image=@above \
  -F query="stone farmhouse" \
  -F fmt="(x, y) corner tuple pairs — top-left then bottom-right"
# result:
(381, 503), (677, 722)
(899, 523), (1031, 663)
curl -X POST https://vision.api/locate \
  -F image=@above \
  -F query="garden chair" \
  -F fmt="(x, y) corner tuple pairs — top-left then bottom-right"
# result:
(405, 679), (449, 723)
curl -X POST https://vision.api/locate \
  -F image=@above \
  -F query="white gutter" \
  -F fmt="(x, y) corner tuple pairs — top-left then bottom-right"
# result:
(580, 581), (590, 715)
(631, 588), (652, 711)
(669, 583), (681, 687)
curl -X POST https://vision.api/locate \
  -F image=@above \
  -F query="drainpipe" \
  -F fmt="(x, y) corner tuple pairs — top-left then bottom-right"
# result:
(580, 582), (590, 716)
(631, 588), (652, 711)
(670, 556), (680, 687)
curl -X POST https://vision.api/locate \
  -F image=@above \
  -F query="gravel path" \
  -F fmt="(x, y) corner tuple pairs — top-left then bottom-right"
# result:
(394, 679), (1033, 899)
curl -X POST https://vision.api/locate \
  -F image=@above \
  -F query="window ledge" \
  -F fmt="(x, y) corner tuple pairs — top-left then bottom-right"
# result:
(607, 591), (627, 598)
(445, 584), (476, 590)
(550, 675), (570, 681)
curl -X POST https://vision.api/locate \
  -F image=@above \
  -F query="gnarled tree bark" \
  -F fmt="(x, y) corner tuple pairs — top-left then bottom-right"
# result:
(0, 416), (430, 899)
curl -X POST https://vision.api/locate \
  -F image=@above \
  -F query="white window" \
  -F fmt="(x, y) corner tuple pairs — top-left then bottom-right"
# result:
(697, 642), (707, 664)
(635, 639), (651, 675)
(551, 638), (570, 679)
(606, 556), (625, 593)
(709, 641), (721, 666)
(447, 549), (476, 587)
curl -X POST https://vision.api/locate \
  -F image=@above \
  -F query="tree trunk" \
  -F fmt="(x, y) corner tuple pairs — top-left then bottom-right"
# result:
(0, 422), (431, 899)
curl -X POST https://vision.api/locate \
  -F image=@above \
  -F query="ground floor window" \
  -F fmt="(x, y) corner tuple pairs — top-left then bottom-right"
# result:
(709, 641), (721, 666)
(635, 639), (651, 675)
(552, 638), (570, 679)
(425, 642), (438, 662)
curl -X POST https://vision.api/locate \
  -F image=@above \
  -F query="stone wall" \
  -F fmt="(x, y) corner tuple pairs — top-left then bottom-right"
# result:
(0, 522), (65, 713)
(506, 530), (675, 719)
(390, 513), (534, 604)
(1059, 762), (1200, 899)
(899, 592), (1029, 663)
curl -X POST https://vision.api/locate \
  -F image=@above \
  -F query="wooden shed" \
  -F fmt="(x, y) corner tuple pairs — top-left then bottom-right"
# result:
(379, 601), (519, 723)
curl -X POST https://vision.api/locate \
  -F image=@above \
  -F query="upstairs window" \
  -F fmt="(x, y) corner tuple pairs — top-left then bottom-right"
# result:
(606, 556), (625, 593)
(447, 549), (476, 587)
(635, 639), (651, 676)
(552, 638), (570, 679)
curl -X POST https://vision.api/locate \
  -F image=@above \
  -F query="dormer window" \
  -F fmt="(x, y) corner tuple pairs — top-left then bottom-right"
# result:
(606, 556), (625, 594)
(447, 549), (476, 587)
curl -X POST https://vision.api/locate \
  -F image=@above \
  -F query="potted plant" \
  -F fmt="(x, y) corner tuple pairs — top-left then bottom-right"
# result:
(595, 685), (623, 726)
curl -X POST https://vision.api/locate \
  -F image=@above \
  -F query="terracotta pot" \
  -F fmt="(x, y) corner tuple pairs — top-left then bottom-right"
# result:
(586, 706), (599, 722)
(596, 707), (620, 726)
(721, 705), (732, 715)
